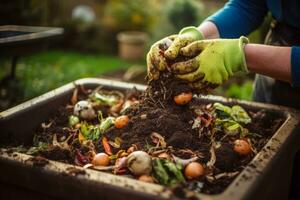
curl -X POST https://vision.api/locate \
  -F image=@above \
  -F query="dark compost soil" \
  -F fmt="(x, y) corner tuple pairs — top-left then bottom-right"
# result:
(21, 73), (284, 195)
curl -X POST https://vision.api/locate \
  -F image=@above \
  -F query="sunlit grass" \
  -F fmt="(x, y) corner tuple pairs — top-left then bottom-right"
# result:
(0, 50), (131, 100)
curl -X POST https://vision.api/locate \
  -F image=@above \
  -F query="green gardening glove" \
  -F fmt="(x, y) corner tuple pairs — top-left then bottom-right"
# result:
(147, 35), (176, 80)
(164, 26), (204, 60)
(171, 36), (249, 87)
(147, 26), (203, 80)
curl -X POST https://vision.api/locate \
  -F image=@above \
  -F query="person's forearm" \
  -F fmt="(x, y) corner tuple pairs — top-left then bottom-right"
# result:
(245, 44), (292, 83)
(197, 21), (220, 39)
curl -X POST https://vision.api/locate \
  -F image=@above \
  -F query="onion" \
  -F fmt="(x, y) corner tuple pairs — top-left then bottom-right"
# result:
(126, 151), (152, 176)
(114, 157), (127, 174)
(92, 153), (110, 166)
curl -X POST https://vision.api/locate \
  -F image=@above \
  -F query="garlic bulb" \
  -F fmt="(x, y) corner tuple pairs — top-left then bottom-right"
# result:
(74, 100), (96, 120)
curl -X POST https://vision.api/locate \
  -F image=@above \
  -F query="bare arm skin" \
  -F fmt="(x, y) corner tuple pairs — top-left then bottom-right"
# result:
(245, 44), (292, 83)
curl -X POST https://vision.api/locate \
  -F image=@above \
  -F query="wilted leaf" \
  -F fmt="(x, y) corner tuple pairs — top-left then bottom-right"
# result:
(153, 158), (185, 186)
(153, 158), (169, 185)
(99, 117), (115, 133)
(164, 161), (185, 183)
(213, 103), (251, 124)
(69, 115), (80, 127)
(150, 132), (167, 148)
(91, 92), (119, 106)
(231, 105), (251, 124)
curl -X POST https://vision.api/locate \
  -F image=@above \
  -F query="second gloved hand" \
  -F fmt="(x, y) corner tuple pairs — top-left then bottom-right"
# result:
(171, 36), (249, 88)
(147, 26), (203, 81)
(164, 26), (204, 60)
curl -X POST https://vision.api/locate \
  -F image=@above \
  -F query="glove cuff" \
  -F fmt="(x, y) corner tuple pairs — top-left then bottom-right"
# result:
(179, 26), (204, 40)
(238, 36), (249, 73)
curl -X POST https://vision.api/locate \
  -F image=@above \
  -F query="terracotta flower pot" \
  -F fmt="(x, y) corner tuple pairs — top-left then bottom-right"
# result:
(117, 31), (149, 61)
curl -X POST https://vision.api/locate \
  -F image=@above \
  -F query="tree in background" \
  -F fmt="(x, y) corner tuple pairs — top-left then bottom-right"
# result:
(165, 0), (204, 31)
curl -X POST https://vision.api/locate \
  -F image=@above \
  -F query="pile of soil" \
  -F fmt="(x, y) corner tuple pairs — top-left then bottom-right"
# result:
(106, 73), (195, 149)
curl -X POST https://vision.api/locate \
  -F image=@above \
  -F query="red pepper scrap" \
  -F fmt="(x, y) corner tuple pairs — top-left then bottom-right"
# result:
(102, 136), (112, 155)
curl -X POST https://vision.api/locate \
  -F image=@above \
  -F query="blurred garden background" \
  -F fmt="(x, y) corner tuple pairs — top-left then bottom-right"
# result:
(0, 0), (271, 111)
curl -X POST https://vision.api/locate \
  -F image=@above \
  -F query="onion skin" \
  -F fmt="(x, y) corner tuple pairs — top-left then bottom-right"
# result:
(110, 100), (124, 114)
(75, 123), (81, 129)
(173, 155), (198, 168)
(127, 146), (137, 154)
(114, 157), (127, 174)
(158, 152), (170, 160)
(92, 153), (110, 166)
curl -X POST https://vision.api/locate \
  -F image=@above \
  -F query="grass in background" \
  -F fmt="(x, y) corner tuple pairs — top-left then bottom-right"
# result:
(0, 50), (131, 101)
(214, 79), (253, 101)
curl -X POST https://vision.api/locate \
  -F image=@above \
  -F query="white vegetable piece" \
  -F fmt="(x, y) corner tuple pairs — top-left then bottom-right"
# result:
(74, 100), (96, 120)
(126, 151), (152, 176)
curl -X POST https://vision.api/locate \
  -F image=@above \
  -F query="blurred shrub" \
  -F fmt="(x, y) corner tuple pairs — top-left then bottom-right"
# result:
(164, 0), (204, 31)
(103, 0), (160, 32)
(62, 20), (119, 53)
(214, 77), (253, 101)
(62, 0), (162, 53)
(0, 0), (48, 25)
(223, 80), (253, 100)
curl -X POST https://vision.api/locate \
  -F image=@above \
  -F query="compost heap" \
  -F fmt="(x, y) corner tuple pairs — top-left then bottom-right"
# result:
(15, 50), (283, 196)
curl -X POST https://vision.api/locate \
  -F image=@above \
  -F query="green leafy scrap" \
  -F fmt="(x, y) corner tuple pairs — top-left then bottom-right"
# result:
(153, 158), (169, 185)
(12, 141), (49, 155)
(26, 142), (49, 155)
(215, 118), (249, 137)
(213, 103), (251, 124)
(80, 122), (101, 141)
(80, 117), (115, 141)
(153, 158), (185, 186)
(231, 105), (252, 124)
(90, 92), (119, 106)
(164, 161), (185, 183)
(213, 103), (251, 137)
(99, 117), (115, 133)
(69, 115), (80, 127)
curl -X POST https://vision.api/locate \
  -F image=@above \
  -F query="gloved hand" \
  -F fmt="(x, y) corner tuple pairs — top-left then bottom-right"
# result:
(146, 35), (175, 80)
(164, 26), (204, 60)
(147, 26), (203, 80)
(171, 36), (249, 89)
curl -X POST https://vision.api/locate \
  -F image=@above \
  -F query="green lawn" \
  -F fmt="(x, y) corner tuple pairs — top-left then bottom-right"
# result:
(0, 50), (132, 101)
